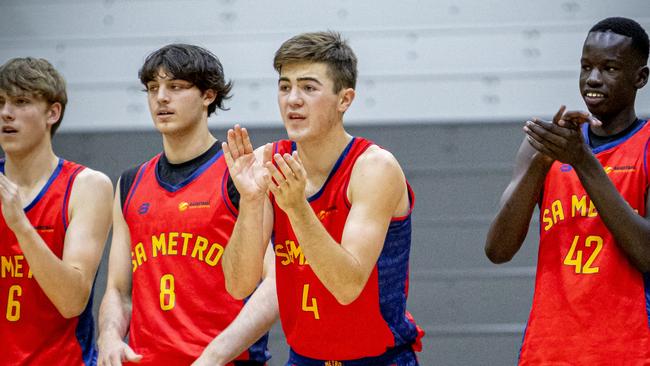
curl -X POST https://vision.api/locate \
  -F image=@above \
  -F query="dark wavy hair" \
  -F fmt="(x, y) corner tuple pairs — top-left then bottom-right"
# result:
(139, 44), (233, 116)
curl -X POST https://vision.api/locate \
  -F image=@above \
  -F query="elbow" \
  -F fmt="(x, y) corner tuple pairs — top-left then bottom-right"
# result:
(225, 277), (255, 301)
(332, 282), (365, 306)
(57, 300), (88, 319)
(485, 244), (513, 264)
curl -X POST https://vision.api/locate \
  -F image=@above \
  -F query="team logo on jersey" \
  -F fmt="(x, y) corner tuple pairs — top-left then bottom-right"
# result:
(604, 165), (635, 174)
(560, 164), (572, 172)
(34, 225), (53, 233)
(178, 200), (211, 212)
(317, 205), (337, 221)
(138, 203), (150, 215)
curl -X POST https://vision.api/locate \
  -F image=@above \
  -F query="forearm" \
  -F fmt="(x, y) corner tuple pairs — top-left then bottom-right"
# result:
(485, 157), (551, 263)
(13, 226), (91, 318)
(575, 155), (650, 271)
(287, 201), (366, 304)
(223, 198), (268, 299)
(98, 287), (131, 343)
(198, 276), (278, 364)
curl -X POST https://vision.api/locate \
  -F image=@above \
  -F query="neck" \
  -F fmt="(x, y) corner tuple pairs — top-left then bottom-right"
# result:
(161, 121), (216, 163)
(295, 126), (352, 178)
(4, 139), (58, 187)
(591, 105), (638, 136)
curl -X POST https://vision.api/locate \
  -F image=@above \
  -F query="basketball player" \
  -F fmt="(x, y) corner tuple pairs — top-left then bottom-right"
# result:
(0, 58), (113, 365)
(485, 17), (650, 364)
(97, 44), (277, 366)
(222, 31), (423, 365)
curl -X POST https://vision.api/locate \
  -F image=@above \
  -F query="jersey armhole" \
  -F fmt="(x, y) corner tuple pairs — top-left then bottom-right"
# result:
(62, 165), (86, 230)
(120, 163), (147, 214)
(221, 169), (240, 218)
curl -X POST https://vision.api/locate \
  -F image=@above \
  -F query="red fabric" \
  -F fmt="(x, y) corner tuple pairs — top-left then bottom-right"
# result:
(0, 160), (88, 365)
(519, 121), (650, 364)
(272, 138), (418, 360)
(124, 153), (250, 365)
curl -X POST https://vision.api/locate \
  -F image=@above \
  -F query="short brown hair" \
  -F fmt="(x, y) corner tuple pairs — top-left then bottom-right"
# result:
(273, 31), (357, 93)
(0, 58), (67, 136)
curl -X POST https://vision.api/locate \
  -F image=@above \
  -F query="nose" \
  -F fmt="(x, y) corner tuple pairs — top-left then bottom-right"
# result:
(0, 102), (14, 122)
(287, 87), (303, 107)
(155, 86), (170, 104)
(586, 68), (603, 87)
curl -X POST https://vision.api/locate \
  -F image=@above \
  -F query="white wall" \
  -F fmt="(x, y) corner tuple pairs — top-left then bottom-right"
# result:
(1, 0), (649, 131)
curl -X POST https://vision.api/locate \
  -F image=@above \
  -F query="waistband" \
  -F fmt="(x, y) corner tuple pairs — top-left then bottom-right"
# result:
(287, 344), (414, 366)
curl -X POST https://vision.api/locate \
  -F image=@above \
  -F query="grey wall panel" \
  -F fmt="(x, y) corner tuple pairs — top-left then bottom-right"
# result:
(2, 1), (649, 130)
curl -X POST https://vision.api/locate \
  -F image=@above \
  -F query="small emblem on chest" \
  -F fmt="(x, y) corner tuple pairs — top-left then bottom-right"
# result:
(178, 200), (211, 212)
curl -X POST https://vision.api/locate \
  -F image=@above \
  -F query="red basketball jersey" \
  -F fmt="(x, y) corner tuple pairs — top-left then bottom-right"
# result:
(519, 121), (650, 364)
(272, 138), (422, 361)
(0, 159), (96, 365)
(123, 151), (268, 365)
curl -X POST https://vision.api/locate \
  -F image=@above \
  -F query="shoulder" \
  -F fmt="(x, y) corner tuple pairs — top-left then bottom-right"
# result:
(353, 145), (405, 181)
(349, 145), (406, 199)
(72, 168), (113, 195)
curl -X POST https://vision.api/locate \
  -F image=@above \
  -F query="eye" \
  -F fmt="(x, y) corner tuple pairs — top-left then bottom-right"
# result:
(15, 98), (29, 105)
(303, 85), (316, 92)
(605, 66), (617, 72)
(147, 84), (159, 93)
(581, 64), (592, 71)
(278, 84), (290, 92)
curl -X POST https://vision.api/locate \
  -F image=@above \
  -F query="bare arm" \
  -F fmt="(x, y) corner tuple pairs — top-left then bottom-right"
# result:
(193, 244), (279, 366)
(0, 169), (112, 318)
(268, 147), (409, 305)
(484, 138), (553, 263)
(97, 182), (142, 366)
(222, 126), (274, 299)
(525, 117), (650, 271)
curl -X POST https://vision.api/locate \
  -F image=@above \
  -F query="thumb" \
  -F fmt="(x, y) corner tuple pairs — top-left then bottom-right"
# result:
(123, 345), (143, 363)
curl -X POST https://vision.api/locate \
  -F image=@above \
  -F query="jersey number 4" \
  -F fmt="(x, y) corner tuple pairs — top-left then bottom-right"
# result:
(563, 235), (603, 274)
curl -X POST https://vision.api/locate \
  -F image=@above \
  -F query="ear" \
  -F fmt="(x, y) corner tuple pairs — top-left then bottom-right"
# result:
(46, 102), (62, 127)
(337, 88), (355, 113)
(635, 65), (649, 89)
(202, 89), (217, 107)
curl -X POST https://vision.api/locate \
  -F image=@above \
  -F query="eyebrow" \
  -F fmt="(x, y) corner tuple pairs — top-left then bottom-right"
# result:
(278, 76), (323, 85)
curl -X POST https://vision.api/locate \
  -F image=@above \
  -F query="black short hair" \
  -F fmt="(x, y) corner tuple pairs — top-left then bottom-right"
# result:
(589, 17), (649, 65)
(139, 44), (233, 116)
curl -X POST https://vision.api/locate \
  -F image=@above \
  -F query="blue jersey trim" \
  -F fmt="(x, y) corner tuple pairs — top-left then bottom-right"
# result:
(221, 170), (238, 219)
(644, 273), (650, 329)
(643, 139), (650, 186)
(123, 161), (149, 217)
(155, 150), (223, 192)
(308, 138), (356, 202)
(62, 166), (85, 230)
(287, 344), (417, 365)
(376, 213), (418, 348)
(584, 119), (647, 154)
(22, 158), (64, 213)
(76, 281), (98, 365)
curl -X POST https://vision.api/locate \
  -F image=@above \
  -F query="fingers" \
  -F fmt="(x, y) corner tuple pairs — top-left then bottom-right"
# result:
(262, 143), (273, 165)
(562, 110), (603, 127)
(233, 124), (245, 157)
(241, 127), (254, 155)
(225, 124), (248, 160)
(123, 345), (143, 363)
(221, 141), (235, 170)
(552, 105), (567, 125)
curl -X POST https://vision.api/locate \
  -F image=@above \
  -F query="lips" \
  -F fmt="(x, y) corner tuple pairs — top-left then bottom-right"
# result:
(287, 112), (305, 120)
(583, 90), (606, 107)
(1, 126), (17, 134)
